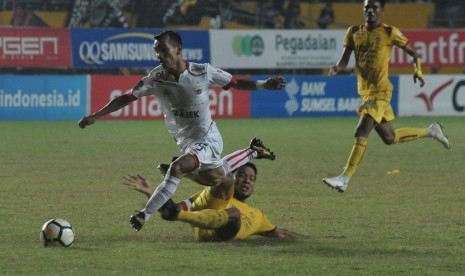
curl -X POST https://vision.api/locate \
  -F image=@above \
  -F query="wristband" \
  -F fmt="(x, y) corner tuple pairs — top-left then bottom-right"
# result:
(256, 80), (266, 90)
(414, 58), (423, 78)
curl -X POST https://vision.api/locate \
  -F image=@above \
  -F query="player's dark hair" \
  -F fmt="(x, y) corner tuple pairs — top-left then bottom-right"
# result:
(377, 0), (386, 7)
(232, 162), (258, 176)
(154, 31), (183, 48)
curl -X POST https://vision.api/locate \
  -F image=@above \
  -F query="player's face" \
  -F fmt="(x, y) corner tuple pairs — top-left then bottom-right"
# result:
(233, 166), (256, 201)
(153, 37), (181, 71)
(363, 0), (383, 26)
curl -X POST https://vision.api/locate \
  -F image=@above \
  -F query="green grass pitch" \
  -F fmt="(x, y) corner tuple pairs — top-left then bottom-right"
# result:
(1, 116), (464, 275)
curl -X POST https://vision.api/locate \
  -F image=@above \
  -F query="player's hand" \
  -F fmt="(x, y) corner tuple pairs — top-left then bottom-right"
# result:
(264, 76), (286, 90)
(123, 174), (154, 196)
(413, 73), (425, 88)
(329, 65), (339, 76)
(78, 115), (96, 128)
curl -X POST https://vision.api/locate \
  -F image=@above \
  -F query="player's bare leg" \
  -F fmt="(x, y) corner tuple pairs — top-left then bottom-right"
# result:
(130, 154), (195, 231)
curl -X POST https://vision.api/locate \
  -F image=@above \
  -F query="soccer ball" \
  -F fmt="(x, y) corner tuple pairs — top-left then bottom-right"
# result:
(40, 218), (75, 247)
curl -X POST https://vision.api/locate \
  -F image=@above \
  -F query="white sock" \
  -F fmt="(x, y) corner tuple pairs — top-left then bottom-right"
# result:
(222, 148), (256, 174)
(142, 175), (180, 221)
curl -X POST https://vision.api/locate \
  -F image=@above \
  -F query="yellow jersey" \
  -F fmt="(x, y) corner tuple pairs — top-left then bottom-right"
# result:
(344, 23), (409, 96)
(190, 188), (277, 241)
(228, 198), (276, 239)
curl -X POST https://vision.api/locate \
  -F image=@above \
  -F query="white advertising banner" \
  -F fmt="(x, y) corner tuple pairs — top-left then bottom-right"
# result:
(210, 29), (349, 69)
(399, 75), (465, 116)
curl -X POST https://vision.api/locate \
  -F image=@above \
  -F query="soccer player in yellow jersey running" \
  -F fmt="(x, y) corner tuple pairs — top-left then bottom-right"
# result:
(125, 162), (303, 241)
(323, 0), (450, 193)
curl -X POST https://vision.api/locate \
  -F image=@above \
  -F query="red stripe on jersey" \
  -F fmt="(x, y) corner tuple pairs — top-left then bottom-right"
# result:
(192, 154), (200, 169)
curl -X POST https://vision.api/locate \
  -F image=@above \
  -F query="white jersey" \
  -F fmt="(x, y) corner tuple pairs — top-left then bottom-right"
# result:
(131, 62), (233, 145)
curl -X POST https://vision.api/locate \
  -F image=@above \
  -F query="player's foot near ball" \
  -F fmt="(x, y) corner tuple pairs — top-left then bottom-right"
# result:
(129, 211), (146, 231)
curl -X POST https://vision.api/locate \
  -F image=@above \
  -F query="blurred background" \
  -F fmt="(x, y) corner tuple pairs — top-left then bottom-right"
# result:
(1, 0), (464, 120)
(1, 0), (464, 74)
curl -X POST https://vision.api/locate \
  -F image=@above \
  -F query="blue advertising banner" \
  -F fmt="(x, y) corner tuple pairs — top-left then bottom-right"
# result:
(71, 29), (210, 68)
(251, 75), (399, 118)
(0, 75), (87, 121)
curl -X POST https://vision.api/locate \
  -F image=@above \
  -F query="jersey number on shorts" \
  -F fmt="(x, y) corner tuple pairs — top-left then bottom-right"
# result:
(194, 143), (208, 152)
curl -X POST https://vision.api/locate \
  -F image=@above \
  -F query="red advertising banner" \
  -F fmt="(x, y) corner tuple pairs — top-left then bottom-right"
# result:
(90, 75), (250, 120)
(391, 30), (465, 67)
(0, 27), (72, 67)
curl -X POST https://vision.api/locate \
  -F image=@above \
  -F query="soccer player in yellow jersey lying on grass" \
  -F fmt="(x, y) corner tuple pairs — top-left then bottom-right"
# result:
(124, 161), (304, 241)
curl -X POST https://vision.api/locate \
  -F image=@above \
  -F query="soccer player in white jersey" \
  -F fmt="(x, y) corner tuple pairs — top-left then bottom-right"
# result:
(78, 30), (285, 231)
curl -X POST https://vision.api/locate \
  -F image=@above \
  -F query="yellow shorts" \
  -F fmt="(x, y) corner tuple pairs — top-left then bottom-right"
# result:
(190, 187), (230, 211)
(190, 188), (232, 242)
(357, 91), (395, 124)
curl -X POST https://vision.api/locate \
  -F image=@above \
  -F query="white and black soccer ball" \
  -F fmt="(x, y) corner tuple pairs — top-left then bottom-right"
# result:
(40, 218), (75, 247)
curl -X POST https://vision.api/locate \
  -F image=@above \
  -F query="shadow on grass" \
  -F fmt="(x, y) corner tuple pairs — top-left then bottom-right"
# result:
(201, 235), (443, 259)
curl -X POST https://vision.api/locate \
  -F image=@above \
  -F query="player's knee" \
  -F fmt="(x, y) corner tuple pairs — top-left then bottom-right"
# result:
(168, 161), (184, 177)
(215, 207), (241, 241)
(354, 128), (369, 137)
(380, 134), (395, 145)
(225, 207), (241, 225)
(198, 167), (225, 187)
(383, 137), (395, 145)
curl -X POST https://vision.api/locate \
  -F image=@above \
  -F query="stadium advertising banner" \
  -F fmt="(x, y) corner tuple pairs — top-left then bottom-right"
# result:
(0, 28), (71, 67)
(0, 75), (87, 120)
(90, 75), (250, 120)
(398, 74), (465, 116)
(251, 75), (399, 118)
(391, 30), (465, 67)
(71, 29), (210, 68)
(210, 30), (347, 69)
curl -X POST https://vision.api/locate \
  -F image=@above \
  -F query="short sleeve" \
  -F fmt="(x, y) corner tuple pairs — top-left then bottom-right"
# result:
(131, 71), (159, 98)
(207, 64), (233, 89)
(343, 26), (354, 49)
(256, 211), (276, 233)
(391, 26), (409, 48)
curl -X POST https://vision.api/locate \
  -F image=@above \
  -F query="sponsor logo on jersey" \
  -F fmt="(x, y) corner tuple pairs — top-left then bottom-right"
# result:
(191, 63), (206, 73)
(173, 110), (200, 118)
(194, 87), (202, 95)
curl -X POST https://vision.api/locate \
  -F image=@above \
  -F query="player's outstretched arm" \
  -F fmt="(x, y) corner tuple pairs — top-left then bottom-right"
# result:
(78, 93), (137, 128)
(232, 76), (286, 91)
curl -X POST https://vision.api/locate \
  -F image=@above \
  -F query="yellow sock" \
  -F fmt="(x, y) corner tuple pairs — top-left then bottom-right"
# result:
(342, 137), (368, 178)
(393, 128), (429, 144)
(176, 209), (229, 230)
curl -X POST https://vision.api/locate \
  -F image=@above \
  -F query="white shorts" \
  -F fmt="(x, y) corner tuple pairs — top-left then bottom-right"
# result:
(180, 123), (223, 172)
